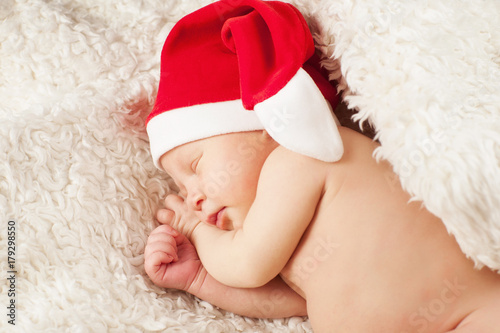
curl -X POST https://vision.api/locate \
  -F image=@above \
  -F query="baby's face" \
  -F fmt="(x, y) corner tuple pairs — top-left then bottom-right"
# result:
(160, 131), (277, 231)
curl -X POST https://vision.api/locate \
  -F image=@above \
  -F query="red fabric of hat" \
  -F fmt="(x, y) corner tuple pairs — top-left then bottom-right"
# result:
(146, 0), (343, 168)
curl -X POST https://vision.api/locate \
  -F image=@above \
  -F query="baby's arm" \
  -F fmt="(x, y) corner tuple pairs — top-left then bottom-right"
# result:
(193, 147), (324, 287)
(192, 269), (307, 318)
(144, 224), (306, 318)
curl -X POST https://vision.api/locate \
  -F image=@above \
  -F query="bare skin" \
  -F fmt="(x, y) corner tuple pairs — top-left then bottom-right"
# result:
(145, 127), (500, 332)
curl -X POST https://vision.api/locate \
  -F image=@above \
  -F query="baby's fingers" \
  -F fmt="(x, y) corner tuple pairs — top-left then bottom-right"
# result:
(145, 226), (179, 261)
(145, 249), (175, 271)
(157, 208), (176, 225)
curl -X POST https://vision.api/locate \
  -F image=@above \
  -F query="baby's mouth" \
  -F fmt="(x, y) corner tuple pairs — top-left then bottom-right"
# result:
(215, 208), (227, 229)
(205, 208), (227, 230)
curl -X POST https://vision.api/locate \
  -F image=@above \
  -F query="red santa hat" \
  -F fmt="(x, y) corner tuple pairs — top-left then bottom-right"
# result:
(146, 0), (343, 169)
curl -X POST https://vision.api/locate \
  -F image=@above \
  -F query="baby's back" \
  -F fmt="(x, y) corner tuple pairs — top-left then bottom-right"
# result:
(280, 127), (500, 332)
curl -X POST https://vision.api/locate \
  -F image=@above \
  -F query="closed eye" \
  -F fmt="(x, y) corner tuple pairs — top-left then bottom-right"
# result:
(191, 154), (202, 173)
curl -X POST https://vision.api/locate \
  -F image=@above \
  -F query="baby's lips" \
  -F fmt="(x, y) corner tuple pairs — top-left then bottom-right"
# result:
(204, 208), (227, 229)
(205, 213), (217, 226)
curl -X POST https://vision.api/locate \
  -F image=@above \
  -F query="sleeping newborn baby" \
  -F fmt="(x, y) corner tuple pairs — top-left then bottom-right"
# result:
(143, 1), (500, 332)
(145, 127), (500, 333)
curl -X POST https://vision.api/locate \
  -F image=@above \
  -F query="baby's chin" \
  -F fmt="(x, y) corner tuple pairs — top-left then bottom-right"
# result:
(220, 208), (244, 231)
(217, 214), (234, 231)
(218, 222), (234, 231)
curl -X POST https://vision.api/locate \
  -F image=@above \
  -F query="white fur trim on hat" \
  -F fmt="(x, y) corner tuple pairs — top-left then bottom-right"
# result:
(146, 100), (264, 169)
(254, 68), (343, 162)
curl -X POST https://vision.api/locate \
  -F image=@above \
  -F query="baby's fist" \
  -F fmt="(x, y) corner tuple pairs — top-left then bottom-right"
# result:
(144, 224), (201, 291)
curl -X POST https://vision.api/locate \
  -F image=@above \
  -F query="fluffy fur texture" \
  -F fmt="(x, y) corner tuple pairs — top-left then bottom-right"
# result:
(1, 0), (499, 331)
(312, 0), (500, 271)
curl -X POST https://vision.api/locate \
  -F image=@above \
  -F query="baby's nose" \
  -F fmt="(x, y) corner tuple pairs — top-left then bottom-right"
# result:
(186, 191), (204, 211)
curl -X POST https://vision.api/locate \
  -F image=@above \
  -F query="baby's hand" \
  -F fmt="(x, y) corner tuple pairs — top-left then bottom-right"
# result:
(157, 194), (202, 241)
(144, 224), (202, 291)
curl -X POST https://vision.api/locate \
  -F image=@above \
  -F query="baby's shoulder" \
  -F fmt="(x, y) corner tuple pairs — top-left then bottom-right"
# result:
(265, 145), (330, 172)
(255, 145), (328, 209)
(259, 145), (330, 193)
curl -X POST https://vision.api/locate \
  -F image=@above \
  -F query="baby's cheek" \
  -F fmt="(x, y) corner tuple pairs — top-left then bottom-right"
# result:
(241, 171), (260, 196)
(235, 178), (258, 209)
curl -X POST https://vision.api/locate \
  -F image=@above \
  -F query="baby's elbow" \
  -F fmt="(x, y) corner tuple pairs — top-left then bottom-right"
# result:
(239, 269), (275, 288)
(221, 262), (277, 288)
(238, 252), (284, 288)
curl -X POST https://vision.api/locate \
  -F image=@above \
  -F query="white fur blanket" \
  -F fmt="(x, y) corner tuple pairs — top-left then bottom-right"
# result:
(314, 0), (500, 271)
(1, 0), (499, 332)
